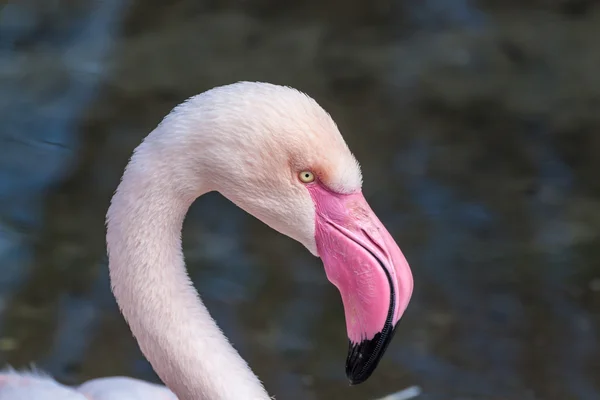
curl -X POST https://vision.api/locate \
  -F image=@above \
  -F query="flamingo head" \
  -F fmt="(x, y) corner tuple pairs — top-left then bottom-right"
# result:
(184, 82), (414, 384)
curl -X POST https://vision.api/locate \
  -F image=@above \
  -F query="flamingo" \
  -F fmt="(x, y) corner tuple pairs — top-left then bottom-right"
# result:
(0, 82), (414, 399)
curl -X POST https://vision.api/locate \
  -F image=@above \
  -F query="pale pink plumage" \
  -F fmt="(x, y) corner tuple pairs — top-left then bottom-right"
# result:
(0, 82), (413, 399)
(0, 369), (177, 399)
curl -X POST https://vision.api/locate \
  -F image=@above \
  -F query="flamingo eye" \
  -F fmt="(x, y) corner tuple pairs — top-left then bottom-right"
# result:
(298, 171), (315, 183)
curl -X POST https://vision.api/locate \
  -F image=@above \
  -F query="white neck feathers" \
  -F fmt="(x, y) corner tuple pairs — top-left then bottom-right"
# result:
(106, 126), (271, 400)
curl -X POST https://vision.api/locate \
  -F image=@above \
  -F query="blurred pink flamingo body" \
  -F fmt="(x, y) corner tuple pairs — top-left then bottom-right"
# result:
(0, 82), (413, 399)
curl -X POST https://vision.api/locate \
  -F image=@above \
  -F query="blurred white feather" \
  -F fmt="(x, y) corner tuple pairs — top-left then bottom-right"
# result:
(373, 386), (422, 400)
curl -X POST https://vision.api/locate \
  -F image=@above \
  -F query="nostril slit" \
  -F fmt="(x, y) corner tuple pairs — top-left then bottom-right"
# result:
(361, 228), (387, 259)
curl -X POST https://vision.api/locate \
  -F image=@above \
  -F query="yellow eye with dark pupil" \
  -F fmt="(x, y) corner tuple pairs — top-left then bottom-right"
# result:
(299, 171), (315, 183)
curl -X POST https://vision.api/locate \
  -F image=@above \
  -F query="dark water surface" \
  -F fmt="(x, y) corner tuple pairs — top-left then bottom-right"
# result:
(1, 1), (599, 399)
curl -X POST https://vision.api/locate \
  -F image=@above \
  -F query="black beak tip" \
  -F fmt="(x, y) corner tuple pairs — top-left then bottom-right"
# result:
(346, 360), (368, 385)
(348, 380), (358, 386)
(345, 326), (397, 385)
(347, 374), (368, 386)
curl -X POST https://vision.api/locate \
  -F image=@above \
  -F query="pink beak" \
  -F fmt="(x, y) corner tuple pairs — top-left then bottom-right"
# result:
(307, 184), (413, 384)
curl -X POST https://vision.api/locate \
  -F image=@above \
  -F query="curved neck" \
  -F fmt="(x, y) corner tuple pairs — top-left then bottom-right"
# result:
(106, 131), (271, 400)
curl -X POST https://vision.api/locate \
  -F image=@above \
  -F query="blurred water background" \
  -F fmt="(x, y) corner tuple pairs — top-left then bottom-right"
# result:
(0, 0), (599, 399)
